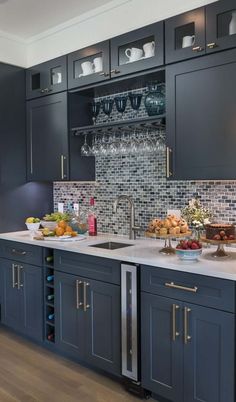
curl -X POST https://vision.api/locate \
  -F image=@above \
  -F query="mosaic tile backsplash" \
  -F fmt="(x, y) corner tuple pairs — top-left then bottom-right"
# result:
(54, 152), (236, 237)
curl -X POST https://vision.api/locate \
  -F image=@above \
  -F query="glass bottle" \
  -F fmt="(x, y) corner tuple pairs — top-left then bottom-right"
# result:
(88, 197), (97, 236)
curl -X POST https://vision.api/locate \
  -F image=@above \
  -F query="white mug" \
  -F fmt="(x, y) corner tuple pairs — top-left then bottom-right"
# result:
(93, 57), (103, 73)
(143, 41), (155, 58)
(182, 35), (195, 48)
(53, 71), (62, 84)
(125, 47), (143, 62)
(81, 61), (94, 76)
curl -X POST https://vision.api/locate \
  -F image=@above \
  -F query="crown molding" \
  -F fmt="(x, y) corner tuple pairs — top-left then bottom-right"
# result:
(25, 0), (131, 44)
(0, 29), (26, 44)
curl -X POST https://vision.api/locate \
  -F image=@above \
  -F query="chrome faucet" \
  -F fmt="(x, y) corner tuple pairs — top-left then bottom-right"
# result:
(113, 195), (141, 240)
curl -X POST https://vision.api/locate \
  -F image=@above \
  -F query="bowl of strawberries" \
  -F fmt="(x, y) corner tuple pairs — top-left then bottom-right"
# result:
(176, 239), (202, 261)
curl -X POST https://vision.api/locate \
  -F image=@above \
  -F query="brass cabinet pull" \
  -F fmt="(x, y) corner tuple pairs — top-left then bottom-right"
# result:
(184, 307), (191, 344)
(12, 264), (18, 288)
(76, 280), (83, 309)
(166, 147), (173, 178)
(207, 42), (218, 49)
(17, 266), (24, 289)
(83, 282), (90, 312)
(60, 155), (67, 180)
(172, 304), (180, 341)
(192, 46), (204, 52)
(99, 72), (109, 77)
(110, 69), (120, 75)
(12, 248), (26, 256)
(165, 281), (198, 293)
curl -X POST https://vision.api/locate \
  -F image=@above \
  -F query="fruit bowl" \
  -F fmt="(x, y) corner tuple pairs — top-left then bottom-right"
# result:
(40, 220), (57, 230)
(176, 248), (202, 261)
(26, 222), (40, 231)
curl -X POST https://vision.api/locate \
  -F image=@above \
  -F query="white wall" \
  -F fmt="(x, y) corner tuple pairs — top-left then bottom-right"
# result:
(0, 33), (27, 67)
(26, 0), (215, 67)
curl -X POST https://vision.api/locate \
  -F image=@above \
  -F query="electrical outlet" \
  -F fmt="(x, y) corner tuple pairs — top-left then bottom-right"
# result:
(73, 203), (79, 213)
(167, 209), (181, 218)
(58, 203), (64, 213)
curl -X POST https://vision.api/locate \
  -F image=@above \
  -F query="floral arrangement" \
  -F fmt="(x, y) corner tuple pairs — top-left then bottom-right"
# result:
(181, 198), (213, 237)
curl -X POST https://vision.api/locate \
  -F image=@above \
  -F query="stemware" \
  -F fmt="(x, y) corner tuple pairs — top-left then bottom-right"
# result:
(102, 99), (114, 122)
(114, 96), (128, 120)
(128, 93), (143, 118)
(91, 101), (101, 125)
(81, 134), (91, 156)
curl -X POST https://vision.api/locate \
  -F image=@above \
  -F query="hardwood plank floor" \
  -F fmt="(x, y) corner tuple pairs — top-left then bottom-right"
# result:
(0, 328), (153, 402)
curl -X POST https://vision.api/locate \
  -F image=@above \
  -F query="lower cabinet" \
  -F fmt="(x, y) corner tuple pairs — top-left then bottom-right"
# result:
(141, 292), (235, 402)
(1, 258), (43, 341)
(55, 270), (121, 376)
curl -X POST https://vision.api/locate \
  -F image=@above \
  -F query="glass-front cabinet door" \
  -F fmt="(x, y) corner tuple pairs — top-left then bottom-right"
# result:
(165, 7), (205, 64)
(206, 0), (236, 53)
(67, 41), (110, 89)
(110, 22), (164, 78)
(26, 56), (67, 100)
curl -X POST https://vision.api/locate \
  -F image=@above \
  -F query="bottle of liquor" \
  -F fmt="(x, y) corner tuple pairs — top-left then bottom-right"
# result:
(88, 197), (97, 236)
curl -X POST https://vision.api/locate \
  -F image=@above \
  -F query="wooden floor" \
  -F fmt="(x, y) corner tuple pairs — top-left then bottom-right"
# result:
(0, 328), (153, 402)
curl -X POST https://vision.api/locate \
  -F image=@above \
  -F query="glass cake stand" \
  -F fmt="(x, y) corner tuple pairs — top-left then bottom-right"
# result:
(145, 231), (192, 255)
(200, 236), (236, 258)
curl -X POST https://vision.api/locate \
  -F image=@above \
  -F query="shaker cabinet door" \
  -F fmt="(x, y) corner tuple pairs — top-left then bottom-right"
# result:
(141, 292), (183, 402)
(165, 7), (206, 63)
(206, 0), (236, 53)
(110, 22), (164, 77)
(183, 303), (235, 402)
(27, 92), (69, 182)
(166, 49), (236, 180)
(85, 279), (121, 376)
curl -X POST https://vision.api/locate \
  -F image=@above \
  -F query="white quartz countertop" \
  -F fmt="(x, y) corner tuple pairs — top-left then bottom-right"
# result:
(1, 231), (236, 281)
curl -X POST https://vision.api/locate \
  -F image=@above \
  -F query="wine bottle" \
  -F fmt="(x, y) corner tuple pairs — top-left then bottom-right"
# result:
(47, 333), (54, 341)
(88, 197), (97, 236)
(46, 275), (54, 282)
(48, 313), (54, 321)
(47, 294), (54, 301)
(46, 255), (53, 263)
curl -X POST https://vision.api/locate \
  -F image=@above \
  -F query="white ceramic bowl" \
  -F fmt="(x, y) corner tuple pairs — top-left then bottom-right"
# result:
(40, 220), (57, 230)
(176, 248), (202, 261)
(26, 222), (40, 231)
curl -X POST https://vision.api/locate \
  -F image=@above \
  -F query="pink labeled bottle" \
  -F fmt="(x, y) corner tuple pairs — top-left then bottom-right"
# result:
(88, 197), (97, 236)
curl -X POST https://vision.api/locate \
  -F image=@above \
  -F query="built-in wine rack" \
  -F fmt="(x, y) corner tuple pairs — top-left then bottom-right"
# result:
(43, 248), (55, 344)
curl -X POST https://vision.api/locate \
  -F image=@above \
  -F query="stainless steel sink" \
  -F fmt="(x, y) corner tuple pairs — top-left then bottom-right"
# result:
(90, 241), (133, 250)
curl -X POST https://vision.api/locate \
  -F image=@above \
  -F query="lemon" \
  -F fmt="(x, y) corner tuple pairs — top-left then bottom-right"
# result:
(26, 217), (35, 223)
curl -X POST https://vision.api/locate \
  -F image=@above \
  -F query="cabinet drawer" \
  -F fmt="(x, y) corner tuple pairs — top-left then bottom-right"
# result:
(0, 240), (43, 266)
(54, 251), (120, 285)
(141, 265), (235, 312)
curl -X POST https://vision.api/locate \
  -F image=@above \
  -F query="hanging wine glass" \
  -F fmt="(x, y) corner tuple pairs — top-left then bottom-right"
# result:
(128, 93), (143, 118)
(91, 101), (101, 125)
(114, 96), (128, 120)
(81, 134), (91, 156)
(102, 98), (114, 122)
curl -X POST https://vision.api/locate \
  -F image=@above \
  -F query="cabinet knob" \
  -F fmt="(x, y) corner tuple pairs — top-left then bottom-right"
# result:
(192, 46), (204, 52)
(99, 72), (109, 77)
(110, 69), (120, 75)
(207, 42), (218, 49)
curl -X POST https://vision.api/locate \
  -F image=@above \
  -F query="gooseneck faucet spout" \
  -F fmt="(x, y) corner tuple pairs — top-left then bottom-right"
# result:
(113, 195), (140, 240)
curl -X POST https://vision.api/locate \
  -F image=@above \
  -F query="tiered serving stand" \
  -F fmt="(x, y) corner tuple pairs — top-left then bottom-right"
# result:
(200, 236), (236, 258)
(145, 231), (192, 255)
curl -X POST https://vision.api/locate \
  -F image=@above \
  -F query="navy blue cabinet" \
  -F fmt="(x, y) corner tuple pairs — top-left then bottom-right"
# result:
(141, 266), (235, 402)
(55, 270), (121, 376)
(1, 258), (43, 341)
(166, 49), (236, 180)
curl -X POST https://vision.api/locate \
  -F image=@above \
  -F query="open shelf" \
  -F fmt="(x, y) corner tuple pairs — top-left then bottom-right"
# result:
(71, 115), (165, 136)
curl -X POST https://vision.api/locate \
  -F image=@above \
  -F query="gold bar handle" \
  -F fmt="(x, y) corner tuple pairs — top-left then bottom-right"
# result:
(76, 280), (83, 310)
(166, 147), (173, 178)
(172, 304), (180, 341)
(184, 307), (191, 344)
(83, 282), (90, 312)
(207, 42), (217, 49)
(165, 281), (198, 293)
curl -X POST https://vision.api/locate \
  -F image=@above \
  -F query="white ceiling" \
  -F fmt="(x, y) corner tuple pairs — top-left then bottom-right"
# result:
(0, 0), (112, 40)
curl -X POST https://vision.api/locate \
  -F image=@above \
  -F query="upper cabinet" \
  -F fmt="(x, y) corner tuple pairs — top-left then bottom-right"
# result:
(165, 7), (206, 64)
(26, 56), (67, 100)
(68, 41), (110, 89)
(206, 0), (236, 53)
(110, 22), (164, 78)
